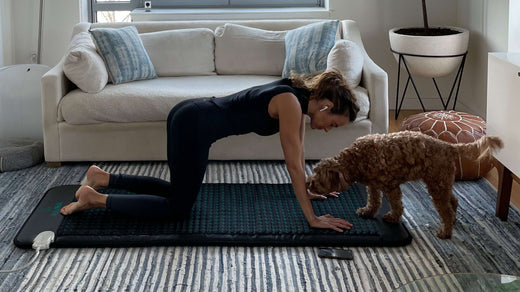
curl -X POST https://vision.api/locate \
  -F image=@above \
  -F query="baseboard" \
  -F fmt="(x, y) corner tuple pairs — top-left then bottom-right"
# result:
(390, 98), (481, 117)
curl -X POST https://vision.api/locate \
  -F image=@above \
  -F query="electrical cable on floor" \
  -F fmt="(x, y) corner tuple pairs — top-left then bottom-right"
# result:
(0, 250), (41, 273)
(0, 231), (54, 274)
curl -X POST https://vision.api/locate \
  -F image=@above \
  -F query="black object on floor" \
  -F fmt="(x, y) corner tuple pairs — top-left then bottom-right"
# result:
(14, 184), (412, 248)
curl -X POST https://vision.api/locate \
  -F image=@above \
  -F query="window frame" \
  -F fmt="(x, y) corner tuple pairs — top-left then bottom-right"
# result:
(151, 0), (319, 8)
(89, 1), (142, 23)
(89, 0), (323, 22)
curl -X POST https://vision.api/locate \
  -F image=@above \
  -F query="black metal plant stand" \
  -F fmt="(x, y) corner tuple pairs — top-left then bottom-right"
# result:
(392, 50), (467, 119)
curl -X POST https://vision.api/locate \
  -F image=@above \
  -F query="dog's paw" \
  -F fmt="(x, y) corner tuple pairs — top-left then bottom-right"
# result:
(383, 213), (402, 223)
(356, 207), (376, 218)
(436, 229), (452, 239)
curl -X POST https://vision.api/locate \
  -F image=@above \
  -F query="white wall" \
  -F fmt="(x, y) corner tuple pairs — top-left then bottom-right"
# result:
(509, 0), (520, 52)
(0, 1), (3, 67)
(40, 0), (81, 66)
(1, 0), (80, 66)
(456, 0), (509, 117)
(0, 0), (14, 66)
(12, 0), (40, 64)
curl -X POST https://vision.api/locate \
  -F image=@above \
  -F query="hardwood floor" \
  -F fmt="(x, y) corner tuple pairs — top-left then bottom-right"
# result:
(389, 110), (520, 211)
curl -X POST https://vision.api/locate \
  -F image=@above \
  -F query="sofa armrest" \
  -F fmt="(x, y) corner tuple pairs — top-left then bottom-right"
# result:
(41, 56), (71, 162)
(340, 20), (388, 134)
(72, 22), (92, 37)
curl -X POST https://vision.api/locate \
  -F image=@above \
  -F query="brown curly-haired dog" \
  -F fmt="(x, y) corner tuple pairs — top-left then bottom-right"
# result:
(307, 131), (503, 239)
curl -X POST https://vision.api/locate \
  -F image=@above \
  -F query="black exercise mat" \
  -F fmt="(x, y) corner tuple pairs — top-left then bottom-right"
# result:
(15, 183), (412, 248)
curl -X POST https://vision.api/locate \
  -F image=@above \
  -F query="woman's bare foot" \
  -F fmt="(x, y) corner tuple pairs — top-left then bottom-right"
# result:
(82, 165), (110, 190)
(60, 186), (108, 215)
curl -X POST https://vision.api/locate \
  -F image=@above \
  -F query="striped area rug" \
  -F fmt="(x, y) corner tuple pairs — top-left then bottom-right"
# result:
(1, 161), (519, 291)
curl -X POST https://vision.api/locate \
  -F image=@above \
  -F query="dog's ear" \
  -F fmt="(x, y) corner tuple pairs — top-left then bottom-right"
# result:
(326, 168), (351, 191)
(337, 172), (351, 190)
(327, 169), (341, 187)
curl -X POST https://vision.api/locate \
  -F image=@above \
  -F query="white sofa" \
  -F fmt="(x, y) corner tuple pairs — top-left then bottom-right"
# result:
(42, 19), (388, 165)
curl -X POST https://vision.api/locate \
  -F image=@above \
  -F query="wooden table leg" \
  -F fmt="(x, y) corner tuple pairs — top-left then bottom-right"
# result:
(495, 160), (513, 221)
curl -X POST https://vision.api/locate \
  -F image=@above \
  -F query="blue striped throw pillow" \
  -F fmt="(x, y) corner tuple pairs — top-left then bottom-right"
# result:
(282, 20), (339, 78)
(90, 26), (157, 84)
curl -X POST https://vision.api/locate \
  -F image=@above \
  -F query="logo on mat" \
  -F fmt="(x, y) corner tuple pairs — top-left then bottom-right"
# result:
(42, 202), (63, 216)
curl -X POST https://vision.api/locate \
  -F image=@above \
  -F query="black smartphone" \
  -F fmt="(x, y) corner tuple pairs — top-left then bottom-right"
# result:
(318, 248), (354, 260)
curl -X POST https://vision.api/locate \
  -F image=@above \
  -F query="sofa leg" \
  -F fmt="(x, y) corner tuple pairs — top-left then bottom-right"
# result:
(46, 162), (62, 168)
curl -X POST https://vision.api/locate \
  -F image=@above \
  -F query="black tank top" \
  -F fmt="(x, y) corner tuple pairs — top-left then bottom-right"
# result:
(210, 79), (310, 136)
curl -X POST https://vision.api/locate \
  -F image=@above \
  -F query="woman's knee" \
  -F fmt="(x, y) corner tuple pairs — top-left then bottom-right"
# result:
(168, 100), (184, 119)
(168, 100), (199, 128)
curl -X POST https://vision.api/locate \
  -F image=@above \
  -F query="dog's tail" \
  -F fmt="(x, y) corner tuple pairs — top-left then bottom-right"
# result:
(455, 136), (504, 161)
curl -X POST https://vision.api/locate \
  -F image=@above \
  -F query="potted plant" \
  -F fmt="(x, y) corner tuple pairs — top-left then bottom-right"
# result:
(389, 0), (469, 77)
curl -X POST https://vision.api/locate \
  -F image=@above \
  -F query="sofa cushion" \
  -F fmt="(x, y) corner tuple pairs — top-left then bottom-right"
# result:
(351, 86), (370, 122)
(140, 28), (216, 77)
(215, 24), (286, 75)
(59, 76), (370, 125)
(59, 76), (278, 124)
(90, 26), (157, 84)
(282, 20), (339, 78)
(63, 32), (108, 93)
(327, 40), (364, 89)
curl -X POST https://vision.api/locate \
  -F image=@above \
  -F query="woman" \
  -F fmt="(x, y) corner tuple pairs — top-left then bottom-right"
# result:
(60, 69), (359, 232)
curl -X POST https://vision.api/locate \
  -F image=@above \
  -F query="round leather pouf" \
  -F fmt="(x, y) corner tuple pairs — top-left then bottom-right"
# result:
(399, 110), (492, 180)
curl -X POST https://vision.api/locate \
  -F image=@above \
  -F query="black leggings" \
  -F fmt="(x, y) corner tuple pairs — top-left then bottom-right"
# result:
(105, 98), (233, 219)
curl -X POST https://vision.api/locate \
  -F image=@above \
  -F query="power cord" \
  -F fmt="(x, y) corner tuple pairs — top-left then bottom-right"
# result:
(0, 231), (54, 274)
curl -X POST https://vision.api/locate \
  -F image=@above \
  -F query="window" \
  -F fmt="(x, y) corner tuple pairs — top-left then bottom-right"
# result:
(89, 0), (323, 23)
(90, 0), (140, 23)
(151, 0), (320, 8)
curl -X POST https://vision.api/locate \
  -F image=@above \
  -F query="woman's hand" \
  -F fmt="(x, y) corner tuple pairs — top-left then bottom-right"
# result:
(307, 189), (340, 200)
(309, 214), (353, 232)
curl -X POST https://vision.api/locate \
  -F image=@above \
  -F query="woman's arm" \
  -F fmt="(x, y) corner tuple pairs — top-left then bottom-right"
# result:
(300, 115), (306, 174)
(270, 93), (352, 232)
